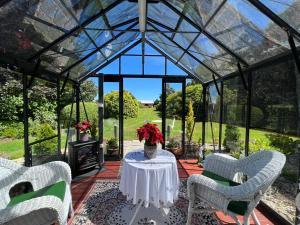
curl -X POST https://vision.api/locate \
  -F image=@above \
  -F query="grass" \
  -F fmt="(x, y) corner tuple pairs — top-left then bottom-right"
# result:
(0, 108), (296, 159)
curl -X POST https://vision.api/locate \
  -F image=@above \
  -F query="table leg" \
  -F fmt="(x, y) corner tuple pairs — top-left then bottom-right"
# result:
(129, 200), (143, 225)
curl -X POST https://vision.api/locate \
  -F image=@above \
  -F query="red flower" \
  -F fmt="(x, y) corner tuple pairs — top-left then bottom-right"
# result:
(75, 120), (91, 133)
(137, 123), (164, 146)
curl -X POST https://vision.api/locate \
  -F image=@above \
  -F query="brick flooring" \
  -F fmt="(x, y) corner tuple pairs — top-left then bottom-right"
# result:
(71, 160), (280, 225)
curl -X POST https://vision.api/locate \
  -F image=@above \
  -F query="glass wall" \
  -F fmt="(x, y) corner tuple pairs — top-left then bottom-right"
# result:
(249, 58), (300, 223)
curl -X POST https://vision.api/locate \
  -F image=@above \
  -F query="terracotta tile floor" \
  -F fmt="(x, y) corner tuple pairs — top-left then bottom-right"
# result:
(70, 160), (280, 225)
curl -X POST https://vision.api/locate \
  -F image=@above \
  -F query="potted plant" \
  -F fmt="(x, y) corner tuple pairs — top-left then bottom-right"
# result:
(75, 120), (90, 142)
(137, 123), (164, 159)
(166, 137), (183, 159)
(106, 138), (119, 156)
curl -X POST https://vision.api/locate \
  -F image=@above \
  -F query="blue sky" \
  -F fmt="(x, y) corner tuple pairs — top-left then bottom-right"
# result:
(89, 43), (187, 101)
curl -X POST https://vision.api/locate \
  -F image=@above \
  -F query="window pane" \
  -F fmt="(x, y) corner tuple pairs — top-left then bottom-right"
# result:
(206, 0), (289, 64)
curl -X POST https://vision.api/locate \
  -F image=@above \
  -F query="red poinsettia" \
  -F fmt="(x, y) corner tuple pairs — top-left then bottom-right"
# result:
(137, 123), (164, 146)
(75, 120), (91, 133)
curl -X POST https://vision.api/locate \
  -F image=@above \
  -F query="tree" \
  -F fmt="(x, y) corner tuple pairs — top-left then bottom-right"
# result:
(80, 80), (97, 102)
(104, 90), (139, 119)
(186, 101), (195, 142)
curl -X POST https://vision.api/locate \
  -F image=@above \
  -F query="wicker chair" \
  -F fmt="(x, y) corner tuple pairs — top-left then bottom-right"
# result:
(0, 158), (73, 225)
(186, 150), (286, 225)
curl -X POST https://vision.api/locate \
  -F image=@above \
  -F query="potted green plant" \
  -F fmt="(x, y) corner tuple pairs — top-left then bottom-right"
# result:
(166, 137), (183, 159)
(106, 138), (119, 156)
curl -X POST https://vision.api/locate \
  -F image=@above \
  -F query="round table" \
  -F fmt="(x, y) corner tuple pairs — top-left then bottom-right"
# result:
(119, 149), (179, 225)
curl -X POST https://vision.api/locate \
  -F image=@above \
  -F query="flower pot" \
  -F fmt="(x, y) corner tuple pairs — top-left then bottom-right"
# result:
(108, 148), (119, 156)
(80, 133), (89, 142)
(144, 144), (157, 159)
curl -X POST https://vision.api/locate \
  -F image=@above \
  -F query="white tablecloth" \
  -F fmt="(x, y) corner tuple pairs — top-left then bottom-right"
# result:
(119, 149), (179, 208)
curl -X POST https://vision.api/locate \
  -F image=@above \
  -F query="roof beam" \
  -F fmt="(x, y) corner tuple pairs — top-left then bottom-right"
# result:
(28, 0), (123, 62)
(248, 0), (300, 41)
(148, 21), (222, 78)
(79, 39), (142, 82)
(59, 21), (139, 76)
(145, 39), (204, 83)
(161, 0), (248, 66)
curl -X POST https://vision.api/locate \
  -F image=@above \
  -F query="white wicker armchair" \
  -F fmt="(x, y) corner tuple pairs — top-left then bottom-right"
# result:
(186, 150), (286, 225)
(0, 158), (73, 225)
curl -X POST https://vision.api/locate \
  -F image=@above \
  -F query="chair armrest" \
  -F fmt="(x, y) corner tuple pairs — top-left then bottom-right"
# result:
(28, 161), (72, 189)
(204, 153), (239, 181)
(0, 196), (65, 225)
(187, 174), (232, 212)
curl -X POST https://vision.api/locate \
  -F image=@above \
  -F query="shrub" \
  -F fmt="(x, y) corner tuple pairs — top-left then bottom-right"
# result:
(33, 124), (57, 156)
(104, 91), (139, 119)
(267, 133), (298, 155)
(90, 118), (98, 138)
(223, 125), (241, 151)
(0, 122), (23, 139)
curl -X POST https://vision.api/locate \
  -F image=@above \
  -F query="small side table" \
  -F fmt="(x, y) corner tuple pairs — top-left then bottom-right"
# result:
(119, 149), (179, 225)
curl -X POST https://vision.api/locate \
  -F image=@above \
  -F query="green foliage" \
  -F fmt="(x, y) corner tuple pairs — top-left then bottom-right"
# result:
(165, 84), (202, 118)
(107, 138), (118, 149)
(80, 80), (98, 102)
(33, 124), (57, 156)
(248, 137), (270, 153)
(166, 137), (180, 149)
(186, 101), (195, 141)
(61, 102), (98, 127)
(104, 91), (139, 119)
(90, 118), (98, 138)
(223, 125), (241, 151)
(0, 122), (23, 139)
(266, 133), (299, 155)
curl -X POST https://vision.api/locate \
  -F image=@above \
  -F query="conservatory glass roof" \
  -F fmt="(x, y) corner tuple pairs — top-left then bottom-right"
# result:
(0, 0), (299, 83)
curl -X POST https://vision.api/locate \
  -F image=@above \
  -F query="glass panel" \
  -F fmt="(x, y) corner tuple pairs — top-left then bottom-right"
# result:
(148, 2), (181, 29)
(182, 0), (224, 28)
(165, 83), (183, 155)
(251, 59), (299, 135)
(104, 82), (120, 158)
(189, 34), (237, 76)
(99, 58), (119, 74)
(69, 51), (106, 79)
(206, 0), (290, 64)
(205, 83), (221, 151)
(41, 32), (97, 73)
(185, 82), (203, 157)
(179, 53), (213, 82)
(249, 58), (300, 223)
(145, 43), (161, 55)
(126, 43), (142, 54)
(106, 1), (138, 27)
(167, 60), (187, 76)
(121, 56), (142, 74)
(146, 32), (184, 61)
(123, 78), (162, 155)
(144, 56), (165, 75)
(173, 20), (199, 49)
(259, 0), (300, 33)
(85, 17), (113, 47)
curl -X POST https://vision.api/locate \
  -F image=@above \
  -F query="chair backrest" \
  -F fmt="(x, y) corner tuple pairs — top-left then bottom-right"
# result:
(0, 158), (27, 209)
(237, 150), (286, 180)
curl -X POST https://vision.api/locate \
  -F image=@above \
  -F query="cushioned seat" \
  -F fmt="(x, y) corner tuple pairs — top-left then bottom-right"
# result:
(202, 170), (248, 215)
(8, 181), (66, 207)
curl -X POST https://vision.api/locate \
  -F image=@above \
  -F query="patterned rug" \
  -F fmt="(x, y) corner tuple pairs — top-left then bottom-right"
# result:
(70, 180), (221, 225)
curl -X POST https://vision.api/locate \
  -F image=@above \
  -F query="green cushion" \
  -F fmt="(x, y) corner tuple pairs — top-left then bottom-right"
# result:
(8, 181), (66, 207)
(202, 170), (248, 215)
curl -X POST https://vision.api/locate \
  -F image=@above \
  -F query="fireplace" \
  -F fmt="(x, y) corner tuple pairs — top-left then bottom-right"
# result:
(68, 140), (100, 176)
